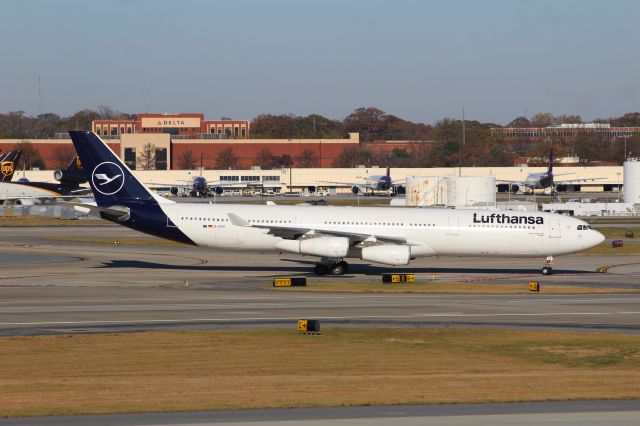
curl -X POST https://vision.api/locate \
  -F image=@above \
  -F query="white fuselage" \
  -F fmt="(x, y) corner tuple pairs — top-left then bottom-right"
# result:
(157, 204), (603, 259)
(0, 182), (58, 199)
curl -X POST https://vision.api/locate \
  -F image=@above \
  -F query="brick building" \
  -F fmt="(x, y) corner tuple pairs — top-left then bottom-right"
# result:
(0, 113), (360, 170)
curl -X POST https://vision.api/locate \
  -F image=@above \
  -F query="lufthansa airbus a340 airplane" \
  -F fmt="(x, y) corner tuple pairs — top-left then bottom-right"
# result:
(68, 131), (604, 276)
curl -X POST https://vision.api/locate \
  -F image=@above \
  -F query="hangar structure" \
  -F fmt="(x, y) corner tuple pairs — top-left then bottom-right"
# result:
(11, 164), (623, 195)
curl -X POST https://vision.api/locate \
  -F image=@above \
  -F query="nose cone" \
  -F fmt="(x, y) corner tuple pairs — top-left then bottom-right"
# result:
(587, 230), (605, 248)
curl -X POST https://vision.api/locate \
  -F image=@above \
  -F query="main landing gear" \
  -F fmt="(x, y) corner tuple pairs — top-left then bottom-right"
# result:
(541, 256), (554, 275)
(314, 258), (349, 275)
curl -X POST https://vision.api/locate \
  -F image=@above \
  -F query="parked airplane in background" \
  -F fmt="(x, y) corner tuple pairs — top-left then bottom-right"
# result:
(146, 155), (259, 197)
(320, 158), (405, 196)
(151, 174), (261, 198)
(500, 150), (604, 195)
(0, 150), (21, 182)
(69, 131), (603, 276)
(0, 155), (92, 205)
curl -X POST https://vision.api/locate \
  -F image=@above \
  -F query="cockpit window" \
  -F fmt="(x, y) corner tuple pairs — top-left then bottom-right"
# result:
(577, 225), (583, 230)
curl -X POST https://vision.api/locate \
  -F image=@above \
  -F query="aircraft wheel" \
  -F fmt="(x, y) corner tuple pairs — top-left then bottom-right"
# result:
(329, 261), (348, 275)
(541, 266), (553, 275)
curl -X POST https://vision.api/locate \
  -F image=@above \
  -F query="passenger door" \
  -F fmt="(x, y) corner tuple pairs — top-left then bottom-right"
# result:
(549, 219), (561, 238)
(447, 216), (459, 236)
(166, 207), (179, 228)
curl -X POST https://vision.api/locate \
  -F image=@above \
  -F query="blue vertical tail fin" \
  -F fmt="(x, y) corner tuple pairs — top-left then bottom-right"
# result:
(68, 131), (170, 207)
(386, 155), (391, 179)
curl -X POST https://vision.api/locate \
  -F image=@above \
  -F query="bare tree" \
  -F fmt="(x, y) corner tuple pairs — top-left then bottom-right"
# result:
(51, 145), (76, 169)
(177, 150), (197, 169)
(13, 140), (44, 170)
(137, 143), (156, 170)
(296, 149), (318, 168)
(97, 105), (116, 119)
(215, 148), (239, 169)
(255, 148), (276, 169)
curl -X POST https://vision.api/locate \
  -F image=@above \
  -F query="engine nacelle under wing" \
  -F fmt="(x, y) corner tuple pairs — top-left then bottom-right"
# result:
(361, 245), (410, 265)
(276, 236), (349, 258)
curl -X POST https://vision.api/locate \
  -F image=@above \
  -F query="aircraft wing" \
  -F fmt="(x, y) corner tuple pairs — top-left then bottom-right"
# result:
(317, 180), (365, 186)
(227, 212), (418, 245)
(207, 180), (262, 188)
(554, 177), (607, 184)
(1, 187), (94, 203)
(496, 179), (527, 185)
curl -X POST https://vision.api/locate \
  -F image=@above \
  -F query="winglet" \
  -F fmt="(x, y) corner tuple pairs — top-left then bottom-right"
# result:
(227, 212), (251, 227)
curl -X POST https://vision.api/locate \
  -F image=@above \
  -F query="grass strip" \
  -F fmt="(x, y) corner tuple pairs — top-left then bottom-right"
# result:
(1, 328), (639, 417)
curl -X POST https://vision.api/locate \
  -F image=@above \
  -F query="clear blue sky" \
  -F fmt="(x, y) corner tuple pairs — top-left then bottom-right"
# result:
(1, 0), (639, 125)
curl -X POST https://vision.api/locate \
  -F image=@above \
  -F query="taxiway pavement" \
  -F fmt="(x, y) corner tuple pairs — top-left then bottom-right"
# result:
(0, 226), (639, 336)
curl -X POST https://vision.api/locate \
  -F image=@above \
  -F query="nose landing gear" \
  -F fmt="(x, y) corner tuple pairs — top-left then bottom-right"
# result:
(314, 258), (349, 275)
(541, 256), (554, 275)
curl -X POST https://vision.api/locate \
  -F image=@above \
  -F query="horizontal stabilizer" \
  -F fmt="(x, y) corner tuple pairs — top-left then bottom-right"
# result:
(71, 202), (130, 222)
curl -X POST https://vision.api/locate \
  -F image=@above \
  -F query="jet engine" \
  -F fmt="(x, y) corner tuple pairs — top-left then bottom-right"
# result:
(214, 186), (224, 195)
(13, 198), (35, 206)
(351, 186), (360, 195)
(510, 184), (519, 194)
(361, 245), (410, 265)
(276, 237), (349, 258)
(53, 169), (86, 185)
(170, 187), (179, 196)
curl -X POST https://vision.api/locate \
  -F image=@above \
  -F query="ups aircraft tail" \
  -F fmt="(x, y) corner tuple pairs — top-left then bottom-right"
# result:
(54, 155), (88, 186)
(0, 150), (22, 182)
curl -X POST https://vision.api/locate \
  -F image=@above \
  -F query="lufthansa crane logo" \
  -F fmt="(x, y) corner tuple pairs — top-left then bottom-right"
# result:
(1, 161), (14, 177)
(91, 162), (125, 196)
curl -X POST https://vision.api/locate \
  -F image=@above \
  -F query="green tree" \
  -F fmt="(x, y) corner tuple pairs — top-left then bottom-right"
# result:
(250, 114), (298, 138)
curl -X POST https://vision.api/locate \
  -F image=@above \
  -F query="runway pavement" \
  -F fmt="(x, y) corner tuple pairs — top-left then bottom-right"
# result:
(1, 225), (639, 336)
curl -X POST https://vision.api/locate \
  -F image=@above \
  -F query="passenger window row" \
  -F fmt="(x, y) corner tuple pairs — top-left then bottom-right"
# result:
(181, 217), (229, 222)
(470, 224), (535, 229)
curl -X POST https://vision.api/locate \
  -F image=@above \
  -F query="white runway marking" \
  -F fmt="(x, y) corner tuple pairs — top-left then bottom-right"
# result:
(0, 311), (638, 327)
